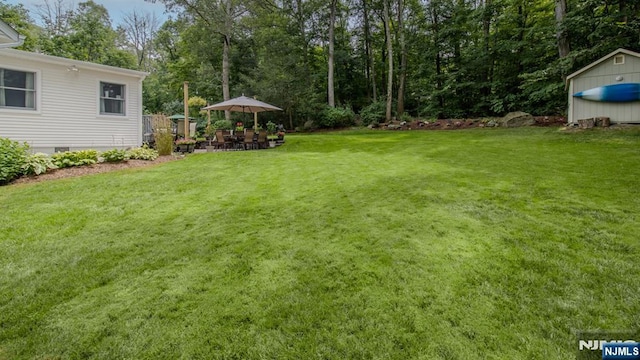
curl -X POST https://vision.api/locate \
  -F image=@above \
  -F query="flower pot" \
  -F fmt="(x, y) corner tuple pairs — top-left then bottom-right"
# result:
(269, 141), (276, 148)
(175, 143), (195, 153)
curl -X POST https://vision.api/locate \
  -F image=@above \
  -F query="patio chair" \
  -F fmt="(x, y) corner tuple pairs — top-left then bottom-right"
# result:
(243, 129), (256, 150)
(214, 130), (232, 150)
(256, 130), (268, 149)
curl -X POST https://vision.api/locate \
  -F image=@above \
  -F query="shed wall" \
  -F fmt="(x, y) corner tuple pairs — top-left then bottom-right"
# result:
(569, 54), (640, 123)
(0, 54), (143, 153)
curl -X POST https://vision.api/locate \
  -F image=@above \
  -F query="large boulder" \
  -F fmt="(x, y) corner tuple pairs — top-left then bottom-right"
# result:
(500, 111), (535, 127)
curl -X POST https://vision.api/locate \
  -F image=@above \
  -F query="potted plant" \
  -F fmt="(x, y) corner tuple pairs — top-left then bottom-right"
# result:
(235, 121), (244, 134)
(175, 138), (196, 153)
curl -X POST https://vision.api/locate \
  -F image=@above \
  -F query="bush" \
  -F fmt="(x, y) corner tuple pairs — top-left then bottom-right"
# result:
(152, 114), (174, 156)
(359, 101), (388, 125)
(127, 145), (159, 160)
(319, 106), (356, 128)
(22, 153), (57, 176)
(266, 121), (277, 134)
(303, 120), (316, 131)
(212, 119), (233, 130)
(51, 150), (98, 168)
(100, 149), (129, 163)
(0, 137), (29, 184)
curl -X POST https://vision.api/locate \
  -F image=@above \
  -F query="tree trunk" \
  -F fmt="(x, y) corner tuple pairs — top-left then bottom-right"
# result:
(296, 0), (310, 88)
(362, 0), (372, 101)
(396, 0), (407, 117)
(554, 0), (570, 58)
(383, 0), (393, 122)
(328, 0), (337, 108)
(222, 0), (232, 121)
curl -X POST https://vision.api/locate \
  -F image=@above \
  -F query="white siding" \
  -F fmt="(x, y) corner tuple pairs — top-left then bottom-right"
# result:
(569, 54), (640, 124)
(0, 51), (145, 153)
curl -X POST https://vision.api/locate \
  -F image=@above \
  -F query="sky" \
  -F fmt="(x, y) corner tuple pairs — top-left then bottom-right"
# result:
(5, 0), (172, 27)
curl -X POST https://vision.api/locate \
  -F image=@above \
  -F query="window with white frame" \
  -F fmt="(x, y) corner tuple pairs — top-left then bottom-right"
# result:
(100, 82), (125, 115)
(0, 68), (36, 109)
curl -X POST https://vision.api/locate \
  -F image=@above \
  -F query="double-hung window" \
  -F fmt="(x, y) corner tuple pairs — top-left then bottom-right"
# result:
(0, 68), (36, 110)
(100, 82), (125, 115)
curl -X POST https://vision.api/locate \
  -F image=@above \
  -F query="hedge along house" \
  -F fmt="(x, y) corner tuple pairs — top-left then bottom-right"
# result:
(0, 20), (148, 153)
(566, 48), (640, 125)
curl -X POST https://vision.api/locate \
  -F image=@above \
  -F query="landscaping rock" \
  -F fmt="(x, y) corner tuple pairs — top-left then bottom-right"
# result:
(486, 120), (498, 127)
(577, 118), (595, 129)
(500, 111), (535, 127)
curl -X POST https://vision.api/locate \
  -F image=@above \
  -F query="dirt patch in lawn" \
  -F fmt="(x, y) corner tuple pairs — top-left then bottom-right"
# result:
(10, 155), (182, 186)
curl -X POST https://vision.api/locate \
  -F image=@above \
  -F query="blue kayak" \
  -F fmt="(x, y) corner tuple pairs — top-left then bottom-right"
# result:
(573, 83), (640, 102)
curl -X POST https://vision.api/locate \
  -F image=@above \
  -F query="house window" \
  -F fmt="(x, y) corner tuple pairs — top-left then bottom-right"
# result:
(100, 82), (125, 115)
(613, 55), (625, 65)
(0, 68), (36, 109)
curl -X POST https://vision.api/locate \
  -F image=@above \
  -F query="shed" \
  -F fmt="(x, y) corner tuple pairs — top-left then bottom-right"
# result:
(0, 46), (148, 153)
(566, 48), (640, 124)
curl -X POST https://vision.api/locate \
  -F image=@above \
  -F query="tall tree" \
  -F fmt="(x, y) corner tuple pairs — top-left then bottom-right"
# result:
(382, 0), (393, 121)
(554, 0), (569, 58)
(328, 0), (337, 107)
(396, 0), (407, 116)
(121, 9), (160, 71)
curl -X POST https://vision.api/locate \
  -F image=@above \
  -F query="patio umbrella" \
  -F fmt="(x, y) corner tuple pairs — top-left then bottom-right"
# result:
(201, 95), (282, 130)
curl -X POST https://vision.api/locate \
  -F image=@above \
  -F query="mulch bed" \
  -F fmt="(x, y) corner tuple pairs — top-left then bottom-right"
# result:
(10, 155), (182, 186)
(378, 116), (566, 130)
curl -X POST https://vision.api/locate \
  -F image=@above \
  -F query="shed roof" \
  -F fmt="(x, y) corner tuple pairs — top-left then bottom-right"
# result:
(0, 48), (149, 79)
(0, 18), (24, 48)
(566, 48), (640, 84)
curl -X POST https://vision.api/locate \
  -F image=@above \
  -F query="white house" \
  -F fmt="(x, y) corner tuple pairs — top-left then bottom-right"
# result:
(0, 20), (148, 153)
(0, 18), (24, 48)
(566, 48), (640, 124)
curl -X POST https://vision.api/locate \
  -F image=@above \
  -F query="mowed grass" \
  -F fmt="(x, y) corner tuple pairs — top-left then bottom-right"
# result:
(1, 127), (639, 359)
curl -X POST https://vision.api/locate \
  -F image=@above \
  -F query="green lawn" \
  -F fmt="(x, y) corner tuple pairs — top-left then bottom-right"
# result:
(1, 127), (639, 359)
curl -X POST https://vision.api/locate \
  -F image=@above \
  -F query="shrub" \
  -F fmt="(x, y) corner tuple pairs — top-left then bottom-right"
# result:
(319, 106), (355, 128)
(22, 153), (57, 175)
(0, 137), (29, 184)
(51, 150), (98, 168)
(359, 101), (388, 125)
(127, 145), (159, 161)
(303, 120), (316, 131)
(152, 114), (174, 156)
(212, 119), (233, 130)
(100, 149), (129, 163)
(266, 121), (277, 134)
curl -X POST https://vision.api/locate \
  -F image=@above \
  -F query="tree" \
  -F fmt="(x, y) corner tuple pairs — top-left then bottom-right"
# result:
(382, 0), (393, 122)
(121, 9), (160, 71)
(328, 0), (337, 107)
(554, 0), (569, 59)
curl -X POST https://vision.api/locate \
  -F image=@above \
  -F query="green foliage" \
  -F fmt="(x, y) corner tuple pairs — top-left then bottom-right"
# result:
(22, 153), (58, 176)
(155, 131), (174, 156)
(359, 101), (388, 125)
(318, 106), (355, 128)
(51, 150), (98, 168)
(100, 149), (129, 163)
(127, 145), (159, 161)
(212, 119), (233, 130)
(0, 138), (29, 184)
(266, 121), (277, 134)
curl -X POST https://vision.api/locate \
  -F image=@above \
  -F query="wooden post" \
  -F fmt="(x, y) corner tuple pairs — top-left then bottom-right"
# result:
(183, 82), (189, 139)
(253, 96), (258, 131)
(206, 104), (211, 133)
